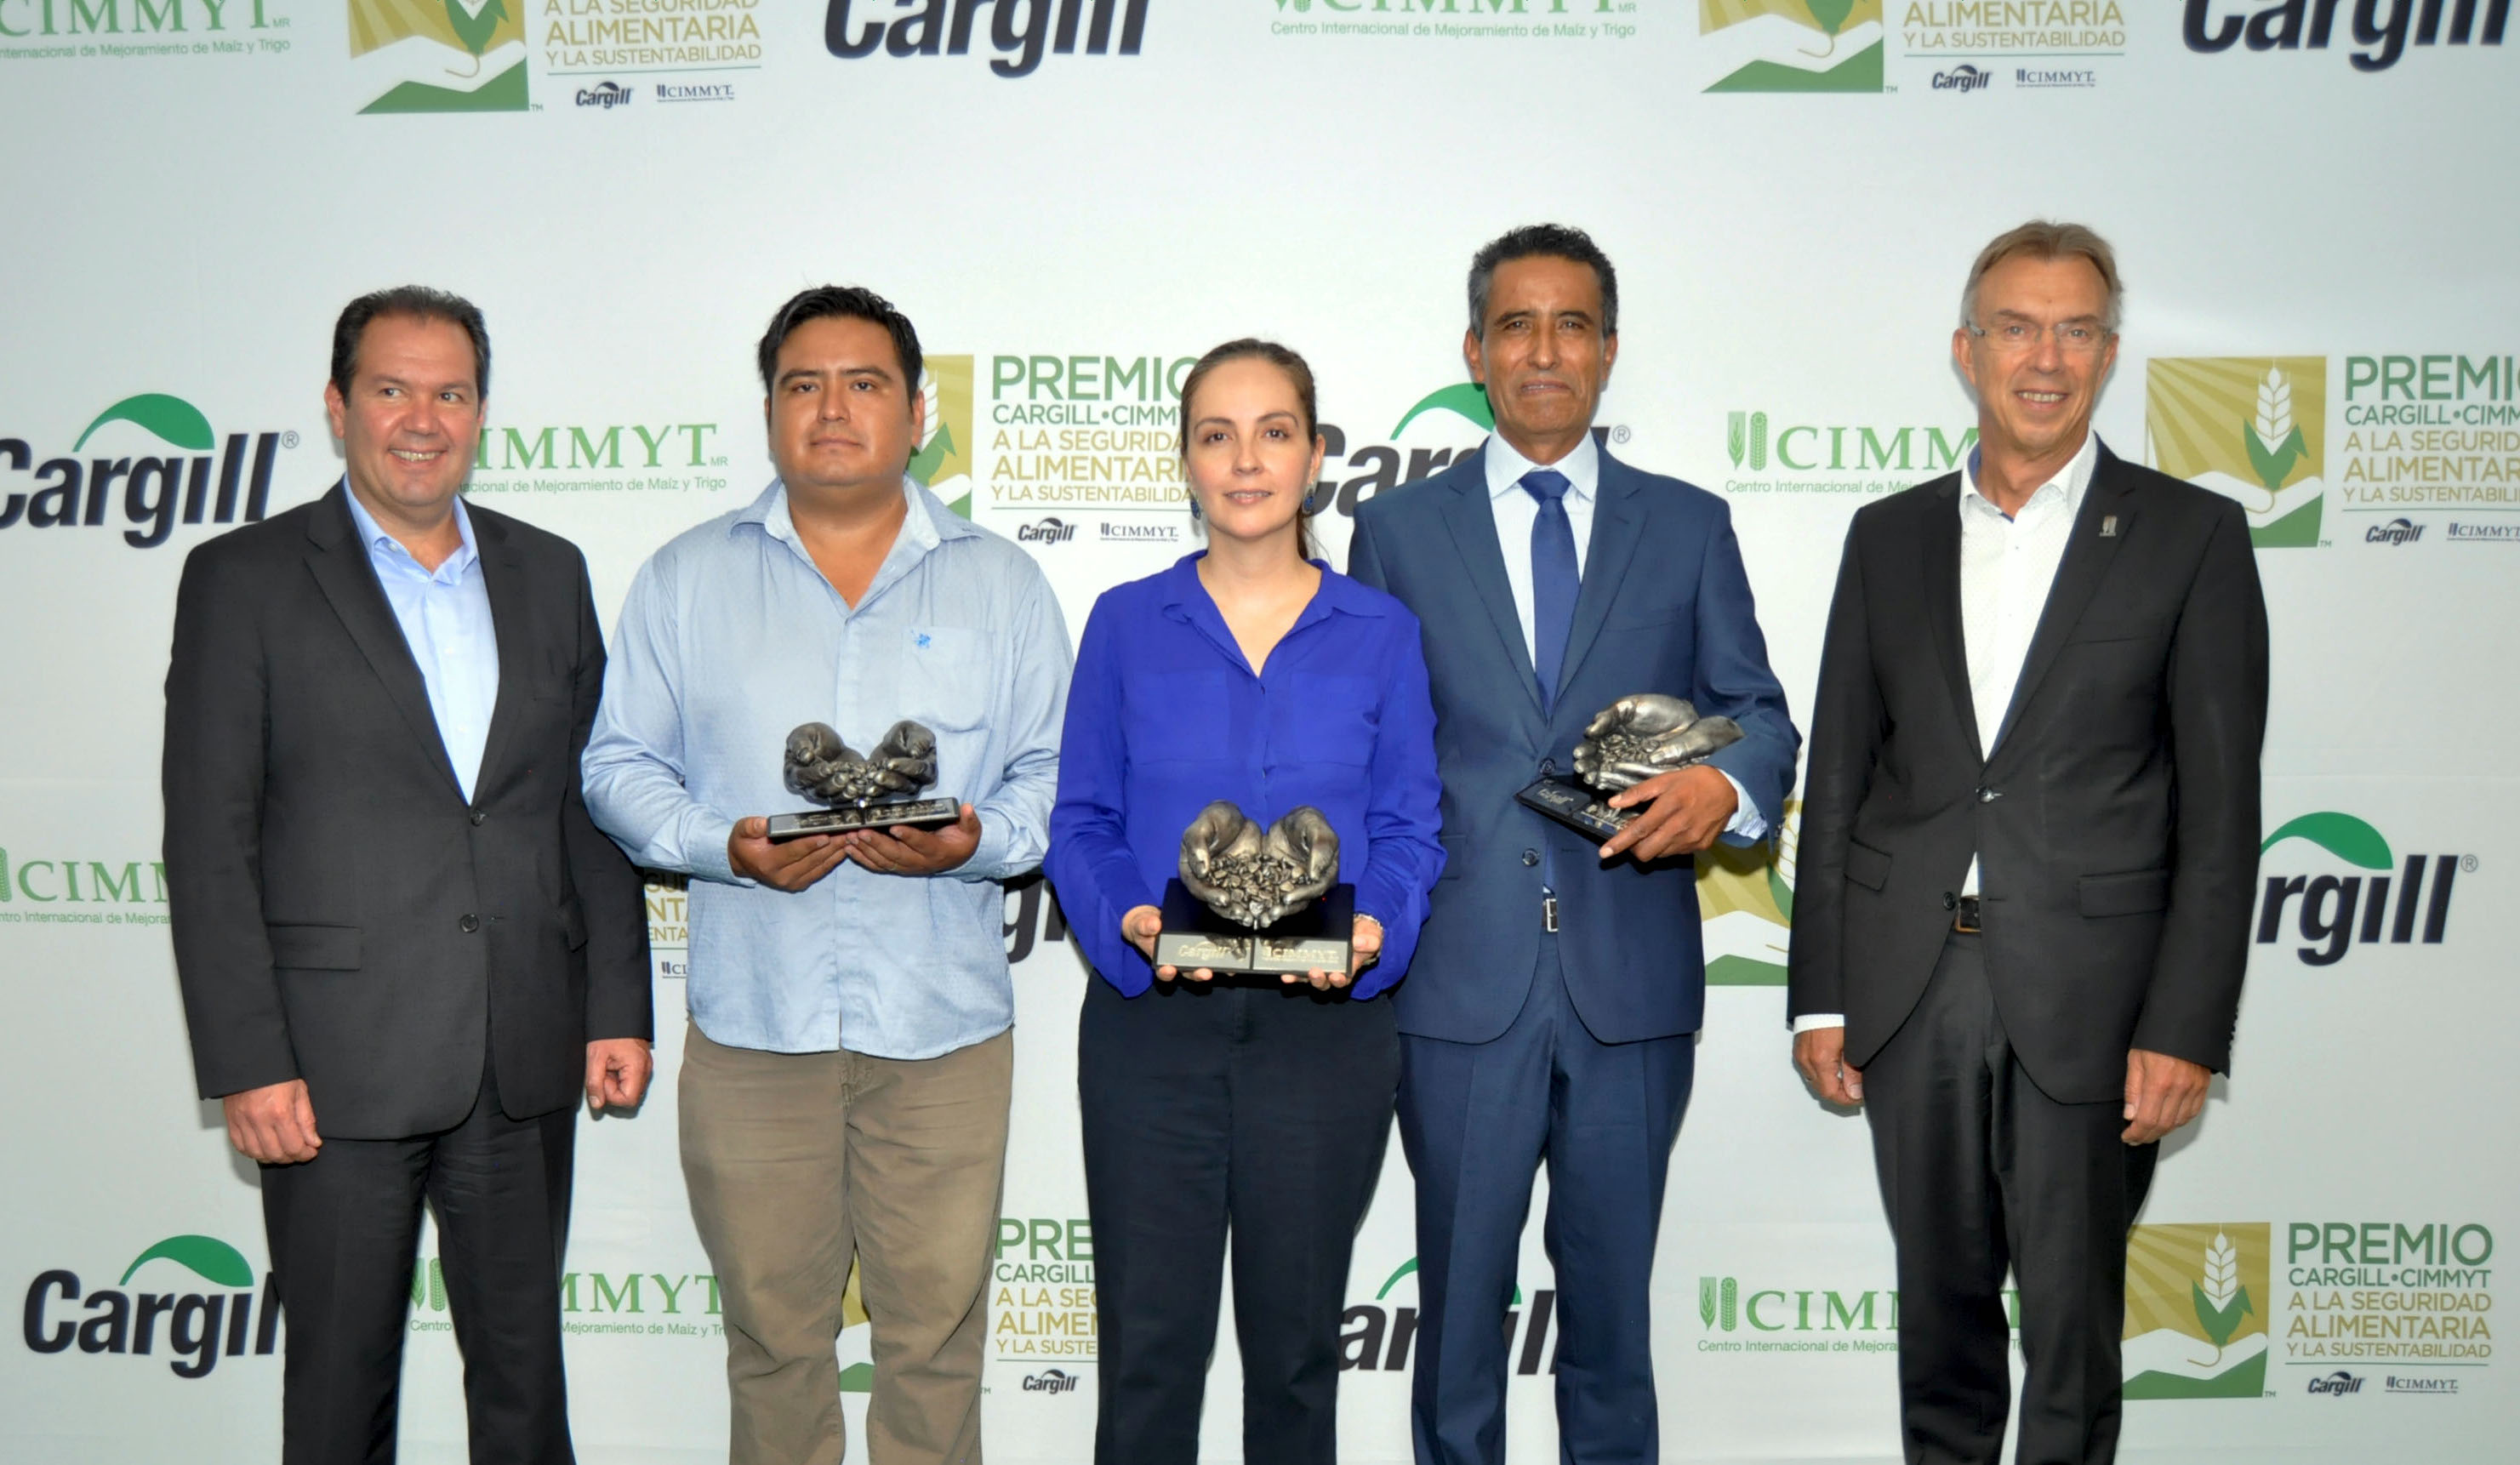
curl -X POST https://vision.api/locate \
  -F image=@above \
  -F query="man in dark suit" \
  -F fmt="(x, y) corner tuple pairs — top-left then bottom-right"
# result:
(1349, 225), (1799, 1465)
(1788, 223), (2269, 1464)
(165, 287), (653, 1465)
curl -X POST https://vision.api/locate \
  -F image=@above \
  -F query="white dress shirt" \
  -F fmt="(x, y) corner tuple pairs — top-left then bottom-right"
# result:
(1794, 431), (2101, 1036)
(342, 486), (499, 804)
(1481, 432), (1765, 842)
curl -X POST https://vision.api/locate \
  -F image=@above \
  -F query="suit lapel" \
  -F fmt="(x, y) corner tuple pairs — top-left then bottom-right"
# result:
(470, 508), (530, 799)
(1436, 450), (1546, 724)
(1554, 453), (1644, 706)
(303, 486), (465, 798)
(1987, 447), (2139, 756)
(1920, 478), (1984, 766)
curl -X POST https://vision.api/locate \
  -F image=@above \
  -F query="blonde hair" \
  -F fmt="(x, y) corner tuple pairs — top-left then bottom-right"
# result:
(1960, 220), (2123, 333)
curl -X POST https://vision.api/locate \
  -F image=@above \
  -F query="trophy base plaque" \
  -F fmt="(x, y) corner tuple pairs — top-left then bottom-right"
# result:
(1155, 880), (1354, 977)
(1515, 776), (1633, 840)
(766, 798), (961, 841)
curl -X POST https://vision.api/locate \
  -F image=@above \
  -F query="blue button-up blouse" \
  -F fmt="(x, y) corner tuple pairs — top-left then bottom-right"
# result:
(1046, 553), (1445, 1000)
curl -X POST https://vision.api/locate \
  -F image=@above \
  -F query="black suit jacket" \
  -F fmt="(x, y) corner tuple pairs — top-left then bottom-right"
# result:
(165, 484), (651, 1139)
(1787, 446), (2268, 1103)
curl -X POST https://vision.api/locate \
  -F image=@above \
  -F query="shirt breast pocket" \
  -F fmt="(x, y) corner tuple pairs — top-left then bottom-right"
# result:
(899, 627), (992, 732)
(1278, 673), (1379, 767)
(1125, 669), (1234, 764)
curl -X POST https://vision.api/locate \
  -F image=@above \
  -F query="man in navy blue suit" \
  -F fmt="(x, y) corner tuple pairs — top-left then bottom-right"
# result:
(1349, 225), (1799, 1465)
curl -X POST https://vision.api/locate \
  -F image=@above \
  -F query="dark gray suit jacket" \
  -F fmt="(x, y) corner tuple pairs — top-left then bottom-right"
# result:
(1787, 446), (2269, 1103)
(165, 484), (651, 1138)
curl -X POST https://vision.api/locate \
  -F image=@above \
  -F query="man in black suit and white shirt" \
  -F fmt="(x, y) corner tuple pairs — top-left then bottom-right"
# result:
(165, 287), (653, 1464)
(1788, 223), (2269, 1464)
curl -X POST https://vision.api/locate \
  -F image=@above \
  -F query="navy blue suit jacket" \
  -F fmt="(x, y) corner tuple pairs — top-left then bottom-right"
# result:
(1348, 445), (1799, 1046)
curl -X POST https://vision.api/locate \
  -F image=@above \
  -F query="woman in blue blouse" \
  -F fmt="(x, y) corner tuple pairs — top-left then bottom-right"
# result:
(1046, 339), (1443, 1464)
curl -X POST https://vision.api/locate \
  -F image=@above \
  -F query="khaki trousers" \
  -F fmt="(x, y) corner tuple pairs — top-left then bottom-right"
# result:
(681, 1019), (1012, 1465)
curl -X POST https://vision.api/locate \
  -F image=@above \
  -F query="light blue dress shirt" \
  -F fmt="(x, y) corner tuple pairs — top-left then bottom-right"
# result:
(342, 484), (499, 803)
(583, 479), (1072, 1059)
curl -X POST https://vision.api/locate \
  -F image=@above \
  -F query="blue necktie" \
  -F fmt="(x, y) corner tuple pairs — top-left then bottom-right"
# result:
(1522, 468), (1577, 715)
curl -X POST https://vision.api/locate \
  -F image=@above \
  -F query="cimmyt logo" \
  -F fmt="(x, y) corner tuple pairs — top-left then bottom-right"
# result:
(350, 0), (527, 114)
(2122, 1223), (2270, 1399)
(2146, 356), (2328, 547)
(1700, 1), (1883, 93)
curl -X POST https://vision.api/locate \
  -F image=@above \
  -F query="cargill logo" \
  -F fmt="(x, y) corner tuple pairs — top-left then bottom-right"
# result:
(2255, 812), (2472, 966)
(2308, 1370), (2366, 1395)
(350, 0), (527, 114)
(1308, 382), (1494, 520)
(1700, 1), (1883, 93)
(918, 356), (977, 518)
(2183, 0), (2509, 72)
(2365, 517), (2424, 544)
(1343, 1257), (1559, 1374)
(2, 396), (296, 549)
(1931, 62), (1990, 90)
(2146, 356), (2328, 548)
(1017, 516), (1077, 544)
(22, 1234), (282, 1377)
(1022, 1367), (1080, 1394)
(575, 81), (631, 108)
(827, 0), (1149, 77)
(2123, 1223), (2270, 1399)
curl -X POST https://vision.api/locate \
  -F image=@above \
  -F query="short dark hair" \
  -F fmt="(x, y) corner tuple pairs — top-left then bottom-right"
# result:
(331, 286), (490, 399)
(1177, 338), (1325, 563)
(1467, 224), (1619, 340)
(756, 285), (924, 396)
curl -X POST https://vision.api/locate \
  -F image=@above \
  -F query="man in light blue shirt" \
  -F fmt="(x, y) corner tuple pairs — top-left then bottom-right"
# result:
(584, 285), (1068, 1465)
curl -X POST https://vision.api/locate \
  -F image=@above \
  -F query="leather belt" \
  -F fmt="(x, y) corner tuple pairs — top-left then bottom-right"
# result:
(1952, 894), (1982, 934)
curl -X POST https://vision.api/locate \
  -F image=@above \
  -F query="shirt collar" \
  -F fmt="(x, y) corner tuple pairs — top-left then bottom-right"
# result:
(340, 479), (479, 579)
(1960, 430), (2101, 523)
(742, 474), (979, 552)
(1484, 429), (1601, 504)
(1156, 552), (1386, 622)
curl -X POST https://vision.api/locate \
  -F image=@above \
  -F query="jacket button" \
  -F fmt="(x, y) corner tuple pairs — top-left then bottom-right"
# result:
(459, 914), (481, 933)
(469, 810), (487, 826)
(1977, 787), (2000, 803)
(1521, 849), (1540, 867)
(1941, 892), (1958, 911)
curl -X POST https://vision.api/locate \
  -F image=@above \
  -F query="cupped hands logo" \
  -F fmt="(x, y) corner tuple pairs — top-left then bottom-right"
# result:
(914, 357), (975, 518)
(2124, 1223), (2271, 1399)
(1701, 1), (1884, 93)
(1698, 799), (1797, 985)
(351, 0), (529, 114)
(2146, 356), (2328, 548)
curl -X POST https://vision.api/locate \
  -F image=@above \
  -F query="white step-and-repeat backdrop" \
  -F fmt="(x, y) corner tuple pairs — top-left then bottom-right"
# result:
(4, 4), (2515, 1462)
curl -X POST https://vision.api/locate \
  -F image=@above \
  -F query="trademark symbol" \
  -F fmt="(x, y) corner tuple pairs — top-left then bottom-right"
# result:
(2462, 854), (2479, 873)
(1610, 425), (1632, 444)
(281, 430), (299, 449)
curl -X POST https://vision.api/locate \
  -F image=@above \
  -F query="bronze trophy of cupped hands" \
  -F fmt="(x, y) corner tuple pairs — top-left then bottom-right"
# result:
(1571, 694), (1744, 792)
(1519, 693), (1745, 840)
(1178, 801), (1339, 929)
(765, 720), (961, 841)
(1155, 801), (1355, 978)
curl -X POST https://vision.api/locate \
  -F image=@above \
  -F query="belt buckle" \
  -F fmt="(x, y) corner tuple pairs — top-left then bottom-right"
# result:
(1953, 895), (1982, 934)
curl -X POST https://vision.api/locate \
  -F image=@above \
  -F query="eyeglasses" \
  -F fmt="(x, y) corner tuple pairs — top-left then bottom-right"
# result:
(1965, 319), (2112, 355)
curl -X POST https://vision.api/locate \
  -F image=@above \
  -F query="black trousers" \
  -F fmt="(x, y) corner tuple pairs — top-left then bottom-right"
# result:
(260, 1059), (579, 1465)
(1863, 932), (2158, 1465)
(1078, 973), (1401, 1465)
